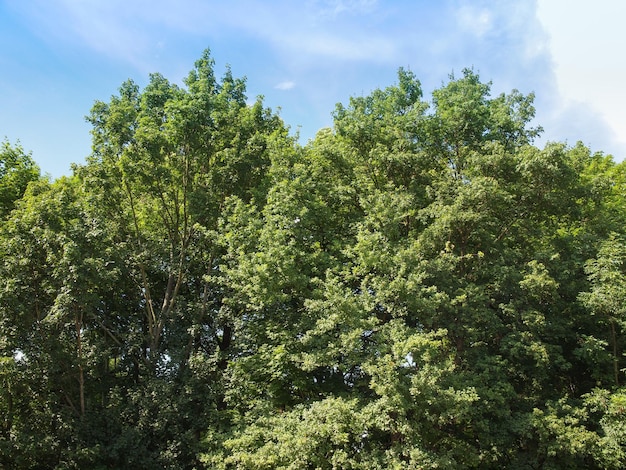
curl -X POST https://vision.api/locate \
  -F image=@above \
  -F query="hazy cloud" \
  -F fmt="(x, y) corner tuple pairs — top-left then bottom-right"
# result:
(455, 5), (493, 38)
(310, 0), (379, 18)
(275, 81), (296, 90)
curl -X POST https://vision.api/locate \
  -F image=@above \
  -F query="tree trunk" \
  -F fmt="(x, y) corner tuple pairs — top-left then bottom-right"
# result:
(75, 309), (85, 417)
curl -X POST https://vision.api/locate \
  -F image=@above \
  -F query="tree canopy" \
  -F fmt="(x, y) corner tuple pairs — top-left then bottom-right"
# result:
(1, 50), (626, 469)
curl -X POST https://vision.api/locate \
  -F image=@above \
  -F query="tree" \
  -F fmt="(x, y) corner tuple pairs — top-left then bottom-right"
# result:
(0, 139), (40, 219)
(2, 54), (626, 468)
(580, 234), (626, 386)
(204, 67), (626, 469)
(80, 50), (286, 375)
(76, 49), (291, 467)
(0, 176), (126, 467)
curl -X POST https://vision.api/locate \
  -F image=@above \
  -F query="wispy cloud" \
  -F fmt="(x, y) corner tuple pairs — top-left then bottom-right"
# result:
(275, 81), (296, 90)
(310, 0), (379, 19)
(455, 5), (493, 38)
(7, 0), (230, 73)
(284, 33), (398, 63)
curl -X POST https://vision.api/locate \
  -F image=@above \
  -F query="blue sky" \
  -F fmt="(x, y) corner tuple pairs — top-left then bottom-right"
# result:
(1, 0), (625, 178)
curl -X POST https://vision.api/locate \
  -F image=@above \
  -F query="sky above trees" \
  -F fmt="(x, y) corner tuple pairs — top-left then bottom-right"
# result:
(1, 0), (625, 178)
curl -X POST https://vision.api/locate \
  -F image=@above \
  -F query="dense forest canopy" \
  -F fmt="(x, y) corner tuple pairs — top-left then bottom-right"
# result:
(1, 49), (626, 469)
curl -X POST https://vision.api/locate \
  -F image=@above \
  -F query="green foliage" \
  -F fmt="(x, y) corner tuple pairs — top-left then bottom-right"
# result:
(0, 139), (40, 219)
(580, 234), (626, 386)
(1, 51), (625, 468)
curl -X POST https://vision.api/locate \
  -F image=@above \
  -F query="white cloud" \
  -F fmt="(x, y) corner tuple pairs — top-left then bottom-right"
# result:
(537, 0), (626, 157)
(455, 5), (493, 38)
(275, 81), (296, 90)
(289, 33), (397, 63)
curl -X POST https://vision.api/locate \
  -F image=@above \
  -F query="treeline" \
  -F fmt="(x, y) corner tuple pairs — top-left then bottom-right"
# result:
(1, 50), (625, 469)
